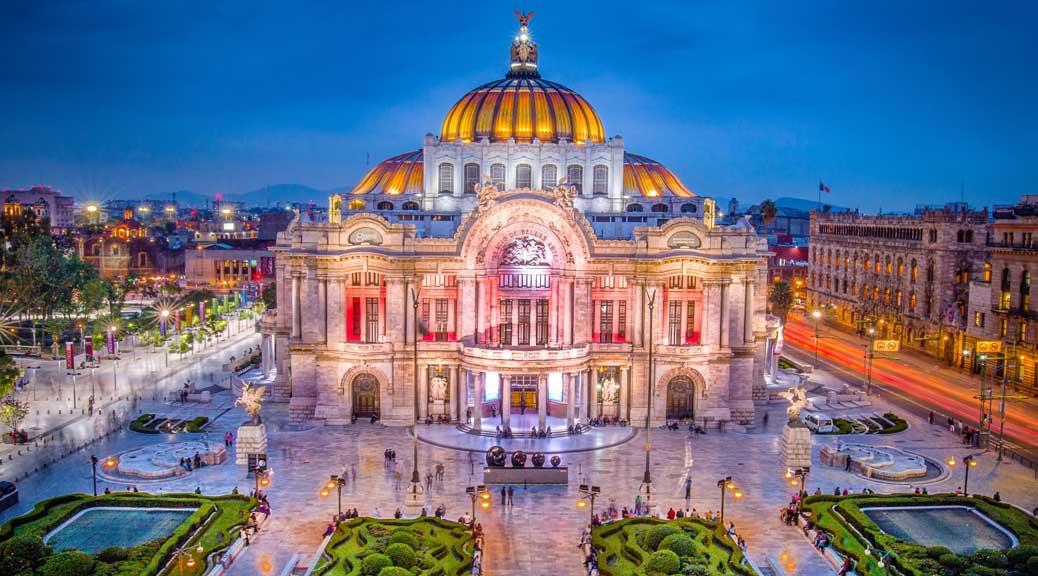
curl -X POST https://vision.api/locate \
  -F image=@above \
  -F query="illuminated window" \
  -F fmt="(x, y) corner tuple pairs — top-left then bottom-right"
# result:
(983, 262), (991, 282)
(541, 164), (557, 187)
(910, 259), (918, 283)
(909, 292), (916, 311)
(626, 204), (644, 212)
(490, 163), (506, 187)
(438, 163), (454, 194)
(1000, 318), (1008, 337)
(464, 163), (480, 193)
(567, 164), (583, 193)
(897, 258), (904, 277)
(348, 198), (365, 210)
(402, 201), (419, 211)
(376, 201), (394, 210)
(515, 164), (532, 189)
(1022, 271), (1031, 311)
(1020, 322), (1028, 342)
(592, 165), (608, 195)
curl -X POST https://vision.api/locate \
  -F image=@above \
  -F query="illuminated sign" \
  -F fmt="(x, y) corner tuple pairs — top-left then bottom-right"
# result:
(873, 340), (900, 352)
(976, 341), (1002, 354)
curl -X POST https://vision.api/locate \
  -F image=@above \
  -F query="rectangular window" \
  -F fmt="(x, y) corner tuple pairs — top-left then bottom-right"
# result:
(598, 301), (613, 343)
(435, 298), (449, 341)
(1000, 318), (1008, 337)
(567, 165), (583, 193)
(1000, 291), (1012, 311)
(464, 164), (480, 194)
(499, 299), (513, 345)
(617, 301), (626, 340)
(365, 297), (379, 343)
(535, 299), (549, 345)
(351, 298), (361, 337)
(1020, 322), (1028, 343)
(438, 163), (453, 194)
(542, 164), (557, 187)
(491, 164), (506, 188)
(516, 164), (532, 189)
(422, 298), (430, 338)
(517, 299), (531, 345)
(592, 165), (608, 195)
(685, 301), (697, 343)
(667, 301), (682, 345)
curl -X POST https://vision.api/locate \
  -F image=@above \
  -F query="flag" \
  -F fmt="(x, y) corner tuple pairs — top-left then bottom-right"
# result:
(819, 181), (831, 193)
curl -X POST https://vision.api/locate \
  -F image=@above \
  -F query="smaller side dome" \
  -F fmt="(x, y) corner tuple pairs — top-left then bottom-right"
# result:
(350, 150), (424, 196)
(623, 152), (694, 198)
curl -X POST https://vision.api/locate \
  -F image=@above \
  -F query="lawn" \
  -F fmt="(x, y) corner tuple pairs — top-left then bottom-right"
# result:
(591, 517), (755, 576)
(311, 517), (476, 576)
(799, 493), (1038, 576)
(0, 492), (255, 576)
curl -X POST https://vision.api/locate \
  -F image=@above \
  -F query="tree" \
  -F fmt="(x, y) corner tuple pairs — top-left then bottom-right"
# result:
(769, 281), (794, 324)
(262, 283), (276, 310)
(0, 352), (19, 398)
(759, 199), (777, 231)
(0, 398), (30, 438)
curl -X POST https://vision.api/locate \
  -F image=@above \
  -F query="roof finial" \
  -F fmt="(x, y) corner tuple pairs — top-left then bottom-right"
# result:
(508, 10), (539, 78)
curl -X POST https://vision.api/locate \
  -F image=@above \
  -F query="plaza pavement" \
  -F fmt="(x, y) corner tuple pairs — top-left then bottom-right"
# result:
(4, 338), (1038, 575)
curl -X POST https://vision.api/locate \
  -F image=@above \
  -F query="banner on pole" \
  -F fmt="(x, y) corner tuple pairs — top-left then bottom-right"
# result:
(106, 329), (115, 355)
(65, 341), (74, 370)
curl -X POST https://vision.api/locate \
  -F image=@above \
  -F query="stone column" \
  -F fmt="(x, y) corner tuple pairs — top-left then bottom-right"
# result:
(587, 366), (596, 419)
(537, 374), (547, 430)
(451, 365), (460, 422)
(475, 278), (486, 345)
(458, 277), (476, 344)
(565, 373), (575, 428)
(260, 333), (271, 378)
(720, 280), (731, 348)
(633, 282), (644, 347)
(549, 276), (560, 347)
(318, 278), (328, 345)
(385, 277), (406, 346)
(501, 376), (510, 429)
(701, 280), (718, 347)
(619, 367), (629, 421)
(574, 278), (592, 344)
(327, 278), (344, 345)
(562, 279), (573, 345)
(473, 372), (484, 430)
(418, 365), (428, 419)
(743, 279), (755, 345)
(291, 274), (302, 339)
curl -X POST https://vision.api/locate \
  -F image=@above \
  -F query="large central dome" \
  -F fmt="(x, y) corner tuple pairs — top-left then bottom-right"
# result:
(440, 77), (605, 145)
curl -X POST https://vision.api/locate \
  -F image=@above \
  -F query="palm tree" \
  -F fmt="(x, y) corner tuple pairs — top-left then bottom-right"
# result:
(759, 199), (777, 232)
(768, 281), (794, 324)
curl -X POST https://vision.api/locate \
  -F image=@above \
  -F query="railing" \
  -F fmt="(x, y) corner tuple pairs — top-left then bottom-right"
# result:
(462, 344), (589, 361)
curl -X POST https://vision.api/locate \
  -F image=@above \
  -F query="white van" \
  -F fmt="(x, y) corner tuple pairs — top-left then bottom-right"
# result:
(802, 412), (836, 433)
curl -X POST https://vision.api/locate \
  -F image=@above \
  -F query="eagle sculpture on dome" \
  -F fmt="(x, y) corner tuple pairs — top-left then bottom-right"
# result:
(514, 9), (534, 27)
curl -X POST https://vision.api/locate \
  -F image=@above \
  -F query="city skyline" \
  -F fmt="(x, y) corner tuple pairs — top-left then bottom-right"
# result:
(1, 1), (1035, 212)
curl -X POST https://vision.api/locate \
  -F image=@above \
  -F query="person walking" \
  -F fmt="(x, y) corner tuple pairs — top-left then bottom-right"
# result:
(507, 486), (514, 507)
(501, 486), (507, 505)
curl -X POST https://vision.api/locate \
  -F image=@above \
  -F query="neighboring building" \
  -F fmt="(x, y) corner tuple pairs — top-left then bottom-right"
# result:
(183, 239), (275, 295)
(965, 195), (1038, 393)
(768, 234), (809, 309)
(808, 204), (989, 365)
(79, 208), (182, 280)
(1, 185), (75, 234)
(258, 211), (293, 240)
(268, 15), (772, 428)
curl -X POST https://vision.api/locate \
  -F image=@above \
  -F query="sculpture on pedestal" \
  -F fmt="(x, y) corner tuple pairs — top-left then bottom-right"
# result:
(236, 383), (267, 425)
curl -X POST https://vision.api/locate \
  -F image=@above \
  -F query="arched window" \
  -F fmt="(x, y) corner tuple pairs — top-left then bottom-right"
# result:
(376, 201), (394, 210)
(567, 164), (583, 193)
(965, 230), (974, 242)
(1000, 267), (1012, 310)
(402, 201), (419, 211)
(983, 262), (992, 282)
(348, 198), (365, 211)
(592, 165), (609, 195)
(137, 252), (148, 268)
(541, 164), (557, 188)
(909, 291), (916, 311)
(680, 203), (696, 213)
(490, 163), (506, 187)
(897, 257), (904, 277)
(874, 255), (881, 273)
(464, 163), (480, 194)
(91, 243), (101, 256)
(957, 230), (964, 242)
(885, 256), (892, 275)
(910, 259), (918, 282)
(1021, 270), (1031, 311)
(651, 203), (668, 213)
(438, 163), (454, 194)
(110, 244), (121, 256)
(515, 163), (532, 189)
(626, 203), (644, 212)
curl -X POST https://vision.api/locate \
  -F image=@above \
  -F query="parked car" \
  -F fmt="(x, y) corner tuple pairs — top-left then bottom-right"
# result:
(0, 481), (18, 513)
(802, 412), (836, 433)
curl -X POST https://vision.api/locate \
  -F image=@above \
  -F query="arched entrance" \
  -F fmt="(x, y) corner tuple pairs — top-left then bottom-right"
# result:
(352, 374), (380, 418)
(666, 376), (695, 420)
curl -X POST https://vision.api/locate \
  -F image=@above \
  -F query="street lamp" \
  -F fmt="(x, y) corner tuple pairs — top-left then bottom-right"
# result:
(946, 454), (978, 495)
(716, 476), (742, 525)
(321, 474), (346, 520)
(466, 485), (490, 522)
(109, 325), (119, 391)
(172, 544), (203, 576)
(90, 455), (99, 496)
(250, 460), (271, 496)
(577, 484), (601, 523)
(785, 467), (810, 498)
(864, 545), (893, 569)
(641, 286), (658, 516)
(160, 309), (170, 367)
(811, 310), (822, 363)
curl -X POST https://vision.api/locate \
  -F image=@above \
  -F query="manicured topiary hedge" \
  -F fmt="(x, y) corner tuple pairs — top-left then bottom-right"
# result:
(591, 517), (755, 576)
(312, 517), (475, 576)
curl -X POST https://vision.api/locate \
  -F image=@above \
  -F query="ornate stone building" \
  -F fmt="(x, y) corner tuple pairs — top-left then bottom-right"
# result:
(808, 205), (989, 364)
(268, 14), (770, 428)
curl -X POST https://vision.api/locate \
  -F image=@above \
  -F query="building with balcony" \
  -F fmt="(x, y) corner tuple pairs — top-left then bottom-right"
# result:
(808, 204), (989, 365)
(268, 15), (771, 428)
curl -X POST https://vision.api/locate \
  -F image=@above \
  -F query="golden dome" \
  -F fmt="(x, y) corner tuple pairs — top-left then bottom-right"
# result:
(440, 78), (605, 145)
(623, 153), (694, 198)
(350, 150), (423, 196)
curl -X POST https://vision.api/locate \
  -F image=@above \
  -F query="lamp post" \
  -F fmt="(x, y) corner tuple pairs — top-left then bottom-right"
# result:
(108, 325), (119, 391)
(785, 467), (810, 498)
(641, 286), (657, 516)
(716, 476), (742, 525)
(172, 544), (204, 576)
(577, 484), (601, 523)
(90, 455), (99, 496)
(160, 309), (170, 367)
(466, 485), (490, 522)
(321, 474), (346, 520)
(250, 460), (271, 496)
(864, 546), (893, 570)
(812, 310), (822, 363)
(946, 454), (978, 495)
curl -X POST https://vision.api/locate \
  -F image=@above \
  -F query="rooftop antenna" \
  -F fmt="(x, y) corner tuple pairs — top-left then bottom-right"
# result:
(365, 152), (370, 168)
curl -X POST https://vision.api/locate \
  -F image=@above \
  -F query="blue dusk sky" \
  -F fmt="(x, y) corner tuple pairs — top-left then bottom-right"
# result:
(0, 1), (1034, 212)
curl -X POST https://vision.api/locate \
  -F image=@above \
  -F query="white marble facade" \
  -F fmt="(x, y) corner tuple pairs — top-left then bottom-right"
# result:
(270, 191), (770, 427)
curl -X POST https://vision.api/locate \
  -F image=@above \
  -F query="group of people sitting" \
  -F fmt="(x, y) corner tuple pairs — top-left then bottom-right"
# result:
(663, 420), (708, 433)
(587, 415), (627, 427)
(578, 525), (600, 576)
(470, 523), (484, 575)
(179, 452), (205, 471)
(424, 414), (452, 425)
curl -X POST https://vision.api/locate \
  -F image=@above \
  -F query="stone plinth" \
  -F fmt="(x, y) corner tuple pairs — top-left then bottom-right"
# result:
(403, 481), (426, 514)
(236, 423), (268, 465)
(780, 424), (812, 468)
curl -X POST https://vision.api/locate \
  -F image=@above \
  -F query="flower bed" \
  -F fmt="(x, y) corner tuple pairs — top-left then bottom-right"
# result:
(799, 493), (1038, 576)
(311, 517), (475, 576)
(0, 492), (255, 576)
(591, 517), (755, 576)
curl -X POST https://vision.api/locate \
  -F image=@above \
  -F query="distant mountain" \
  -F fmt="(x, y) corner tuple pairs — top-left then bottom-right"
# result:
(773, 196), (850, 213)
(229, 183), (326, 206)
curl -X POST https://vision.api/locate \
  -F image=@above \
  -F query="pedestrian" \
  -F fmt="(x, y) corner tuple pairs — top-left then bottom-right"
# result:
(425, 472), (433, 492)
(928, 411), (935, 424)
(833, 486), (841, 496)
(394, 507), (402, 519)
(838, 556), (853, 576)
(994, 491), (1001, 502)
(501, 486), (507, 505)
(507, 486), (514, 507)
(351, 464), (357, 482)
(373, 506), (381, 518)
(763, 412), (769, 426)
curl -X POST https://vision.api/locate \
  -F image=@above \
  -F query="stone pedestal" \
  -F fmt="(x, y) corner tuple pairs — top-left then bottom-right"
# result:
(639, 481), (658, 517)
(780, 424), (813, 469)
(236, 423), (268, 465)
(403, 481), (426, 514)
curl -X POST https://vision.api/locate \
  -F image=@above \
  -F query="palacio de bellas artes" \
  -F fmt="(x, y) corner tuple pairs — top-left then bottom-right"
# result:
(267, 13), (772, 431)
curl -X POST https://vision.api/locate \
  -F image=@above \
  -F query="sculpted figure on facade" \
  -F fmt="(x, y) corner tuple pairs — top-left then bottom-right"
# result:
(474, 178), (500, 213)
(429, 375), (448, 402)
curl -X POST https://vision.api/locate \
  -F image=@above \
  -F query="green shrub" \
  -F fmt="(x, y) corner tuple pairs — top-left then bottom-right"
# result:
(0, 534), (51, 573)
(644, 549), (681, 574)
(361, 553), (393, 576)
(643, 524), (681, 552)
(420, 551), (436, 569)
(38, 550), (95, 576)
(388, 529), (420, 551)
(972, 548), (1009, 569)
(96, 546), (130, 563)
(927, 545), (954, 559)
(378, 568), (413, 576)
(1027, 555), (1038, 576)
(683, 564), (712, 576)
(658, 533), (696, 558)
(939, 552), (969, 572)
(386, 542), (417, 569)
(1009, 546), (1038, 566)
(185, 417), (209, 433)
